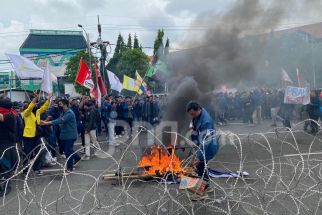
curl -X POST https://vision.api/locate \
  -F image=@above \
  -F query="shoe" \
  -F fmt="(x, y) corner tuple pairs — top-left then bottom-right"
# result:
(189, 193), (209, 201)
(74, 158), (81, 167)
(206, 186), (214, 193)
(109, 142), (120, 146)
(82, 156), (90, 161)
(34, 170), (44, 176)
(63, 169), (73, 176)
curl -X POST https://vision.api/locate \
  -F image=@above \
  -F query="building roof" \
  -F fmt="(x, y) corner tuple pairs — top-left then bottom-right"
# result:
(20, 29), (87, 52)
(273, 22), (322, 39)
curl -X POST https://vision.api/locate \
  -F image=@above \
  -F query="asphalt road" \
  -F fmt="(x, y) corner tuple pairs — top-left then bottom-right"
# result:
(1, 119), (322, 215)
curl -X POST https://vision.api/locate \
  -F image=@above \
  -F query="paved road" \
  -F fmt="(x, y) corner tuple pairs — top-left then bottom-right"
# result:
(1, 119), (322, 214)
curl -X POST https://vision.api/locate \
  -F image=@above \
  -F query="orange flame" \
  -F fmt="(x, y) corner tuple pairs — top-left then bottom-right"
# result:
(138, 145), (186, 177)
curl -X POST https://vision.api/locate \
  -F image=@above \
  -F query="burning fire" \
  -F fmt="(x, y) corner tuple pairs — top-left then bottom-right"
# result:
(138, 145), (186, 177)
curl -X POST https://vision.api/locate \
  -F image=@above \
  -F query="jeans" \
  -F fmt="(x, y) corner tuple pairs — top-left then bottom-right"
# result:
(48, 132), (57, 158)
(85, 130), (100, 157)
(253, 105), (262, 124)
(196, 160), (209, 181)
(23, 137), (43, 171)
(108, 122), (116, 143)
(271, 107), (278, 125)
(61, 139), (80, 171)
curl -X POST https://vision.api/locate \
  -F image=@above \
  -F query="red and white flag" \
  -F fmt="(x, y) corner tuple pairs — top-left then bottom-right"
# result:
(94, 59), (107, 96)
(75, 58), (94, 90)
(281, 68), (293, 83)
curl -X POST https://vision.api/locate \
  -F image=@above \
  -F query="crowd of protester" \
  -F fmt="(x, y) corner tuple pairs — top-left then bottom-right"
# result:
(0, 87), (321, 196)
(210, 88), (322, 133)
(0, 92), (161, 196)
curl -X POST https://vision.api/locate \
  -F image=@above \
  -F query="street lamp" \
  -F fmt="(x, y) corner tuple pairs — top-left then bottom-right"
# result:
(77, 24), (92, 70)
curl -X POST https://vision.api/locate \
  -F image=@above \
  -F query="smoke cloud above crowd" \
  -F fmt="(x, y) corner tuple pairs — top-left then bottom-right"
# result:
(164, 0), (322, 128)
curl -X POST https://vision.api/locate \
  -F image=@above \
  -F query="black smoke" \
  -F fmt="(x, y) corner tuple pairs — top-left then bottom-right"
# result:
(164, 0), (321, 129)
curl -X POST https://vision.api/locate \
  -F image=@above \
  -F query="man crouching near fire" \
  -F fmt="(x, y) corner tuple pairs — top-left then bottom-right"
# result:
(187, 101), (218, 201)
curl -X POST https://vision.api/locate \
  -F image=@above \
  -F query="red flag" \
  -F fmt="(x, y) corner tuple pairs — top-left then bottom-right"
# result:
(75, 58), (94, 90)
(94, 59), (107, 96)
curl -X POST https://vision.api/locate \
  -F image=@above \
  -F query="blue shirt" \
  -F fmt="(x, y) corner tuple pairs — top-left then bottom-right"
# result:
(52, 109), (78, 140)
(191, 108), (218, 161)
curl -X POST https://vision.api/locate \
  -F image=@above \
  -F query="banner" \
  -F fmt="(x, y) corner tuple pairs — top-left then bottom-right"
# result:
(6, 53), (44, 78)
(41, 61), (53, 93)
(75, 58), (94, 90)
(284, 86), (310, 105)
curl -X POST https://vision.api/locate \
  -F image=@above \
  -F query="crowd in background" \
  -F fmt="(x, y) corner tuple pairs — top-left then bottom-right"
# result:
(0, 87), (321, 196)
(210, 88), (322, 134)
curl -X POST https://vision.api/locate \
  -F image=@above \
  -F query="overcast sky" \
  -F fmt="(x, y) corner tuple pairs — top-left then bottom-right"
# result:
(0, 0), (321, 71)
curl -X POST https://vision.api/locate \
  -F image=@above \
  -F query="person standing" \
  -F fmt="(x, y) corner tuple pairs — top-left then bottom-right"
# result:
(0, 97), (18, 196)
(187, 101), (218, 201)
(308, 90), (320, 135)
(124, 96), (134, 137)
(22, 93), (51, 176)
(108, 101), (119, 146)
(83, 101), (101, 159)
(42, 99), (81, 174)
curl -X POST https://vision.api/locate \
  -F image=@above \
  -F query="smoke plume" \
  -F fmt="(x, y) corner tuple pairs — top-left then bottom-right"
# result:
(164, 0), (322, 129)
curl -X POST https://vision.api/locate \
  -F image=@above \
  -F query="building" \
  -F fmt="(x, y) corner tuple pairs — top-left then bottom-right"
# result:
(19, 29), (87, 92)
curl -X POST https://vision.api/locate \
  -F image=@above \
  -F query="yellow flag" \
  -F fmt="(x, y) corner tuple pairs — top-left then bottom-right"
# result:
(123, 75), (142, 94)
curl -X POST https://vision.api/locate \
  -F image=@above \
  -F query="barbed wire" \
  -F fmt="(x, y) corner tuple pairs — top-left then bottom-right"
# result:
(0, 120), (321, 214)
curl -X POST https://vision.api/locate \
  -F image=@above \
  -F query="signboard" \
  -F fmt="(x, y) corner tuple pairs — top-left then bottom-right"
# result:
(284, 86), (310, 105)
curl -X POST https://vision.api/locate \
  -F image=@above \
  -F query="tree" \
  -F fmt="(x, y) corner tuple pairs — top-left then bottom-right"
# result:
(133, 34), (140, 49)
(107, 34), (125, 72)
(153, 29), (164, 55)
(65, 51), (95, 94)
(116, 48), (149, 79)
(115, 33), (125, 54)
(164, 38), (170, 56)
(127, 34), (132, 49)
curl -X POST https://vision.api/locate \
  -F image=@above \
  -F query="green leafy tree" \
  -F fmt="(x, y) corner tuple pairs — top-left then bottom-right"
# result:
(65, 51), (95, 94)
(133, 34), (140, 49)
(107, 34), (125, 72)
(116, 48), (149, 79)
(127, 34), (132, 49)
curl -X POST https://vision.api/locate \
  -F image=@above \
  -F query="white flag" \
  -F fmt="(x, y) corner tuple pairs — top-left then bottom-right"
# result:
(41, 61), (53, 93)
(6, 53), (44, 78)
(281, 68), (293, 83)
(107, 70), (123, 92)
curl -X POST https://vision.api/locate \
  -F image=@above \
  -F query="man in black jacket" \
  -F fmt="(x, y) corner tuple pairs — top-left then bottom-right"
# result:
(0, 98), (18, 196)
(84, 101), (100, 160)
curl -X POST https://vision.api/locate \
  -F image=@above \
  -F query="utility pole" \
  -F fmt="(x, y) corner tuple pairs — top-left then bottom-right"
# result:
(96, 16), (109, 90)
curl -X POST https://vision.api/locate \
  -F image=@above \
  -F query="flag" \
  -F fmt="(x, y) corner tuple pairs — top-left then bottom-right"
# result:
(123, 75), (141, 94)
(6, 53), (44, 78)
(94, 59), (107, 96)
(135, 70), (147, 93)
(107, 70), (123, 92)
(146, 65), (155, 78)
(281, 68), (293, 83)
(75, 58), (94, 90)
(41, 61), (53, 93)
(146, 60), (169, 80)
